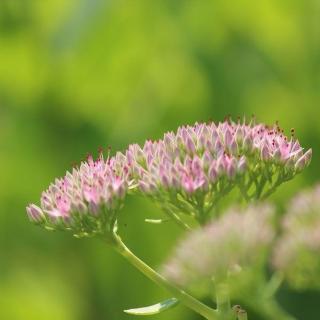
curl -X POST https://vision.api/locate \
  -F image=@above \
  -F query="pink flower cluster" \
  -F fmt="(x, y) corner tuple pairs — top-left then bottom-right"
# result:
(27, 118), (312, 234)
(27, 155), (128, 236)
(163, 204), (274, 288)
(126, 119), (311, 222)
(272, 185), (320, 289)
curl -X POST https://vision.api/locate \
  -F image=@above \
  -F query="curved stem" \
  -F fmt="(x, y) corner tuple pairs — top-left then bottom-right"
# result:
(262, 272), (284, 299)
(258, 299), (296, 320)
(109, 233), (218, 319)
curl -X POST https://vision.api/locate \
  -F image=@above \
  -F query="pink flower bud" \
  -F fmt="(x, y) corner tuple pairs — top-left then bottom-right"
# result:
(191, 156), (202, 175)
(160, 170), (170, 189)
(208, 162), (218, 183)
(185, 136), (196, 154)
(216, 156), (226, 176)
(227, 158), (237, 179)
(214, 139), (224, 157)
(260, 145), (270, 161)
(295, 149), (312, 171)
(26, 204), (45, 223)
(139, 180), (151, 193)
(229, 138), (238, 155)
(224, 129), (233, 146)
(273, 147), (281, 162)
(202, 151), (212, 171)
(235, 126), (244, 142)
(182, 175), (195, 194)
(243, 134), (253, 152)
(112, 177), (126, 199)
(237, 156), (246, 174)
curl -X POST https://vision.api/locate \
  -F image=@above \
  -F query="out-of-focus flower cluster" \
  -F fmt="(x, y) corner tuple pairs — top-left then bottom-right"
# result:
(272, 185), (320, 289)
(127, 119), (311, 223)
(163, 204), (274, 289)
(27, 155), (128, 237)
(27, 118), (311, 235)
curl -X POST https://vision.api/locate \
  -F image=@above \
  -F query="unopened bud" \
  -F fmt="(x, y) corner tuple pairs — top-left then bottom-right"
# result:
(26, 204), (45, 223)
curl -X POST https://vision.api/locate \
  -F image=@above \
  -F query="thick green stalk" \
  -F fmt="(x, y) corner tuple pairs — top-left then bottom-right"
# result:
(215, 283), (233, 320)
(110, 234), (218, 320)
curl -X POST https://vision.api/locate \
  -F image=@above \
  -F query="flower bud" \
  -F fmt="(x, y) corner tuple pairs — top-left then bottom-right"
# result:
(235, 126), (244, 142)
(215, 140), (224, 157)
(295, 148), (312, 171)
(112, 177), (126, 199)
(208, 162), (218, 183)
(243, 134), (253, 152)
(185, 136), (196, 154)
(160, 170), (170, 189)
(26, 204), (45, 223)
(227, 158), (237, 179)
(216, 156), (226, 176)
(237, 156), (246, 174)
(229, 138), (238, 155)
(182, 175), (195, 194)
(272, 147), (281, 162)
(224, 129), (233, 146)
(202, 151), (212, 171)
(191, 156), (202, 175)
(260, 145), (270, 161)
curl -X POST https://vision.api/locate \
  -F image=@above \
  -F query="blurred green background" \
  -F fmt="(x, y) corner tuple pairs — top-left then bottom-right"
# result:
(1, 1), (320, 319)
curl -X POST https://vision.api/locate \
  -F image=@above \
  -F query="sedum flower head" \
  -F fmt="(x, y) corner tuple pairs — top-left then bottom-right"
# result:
(272, 185), (320, 289)
(163, 204), (274, 289)
(27, 117), (312, 233)
(26, 155), (128, 238)
(127, 119), (311, 223)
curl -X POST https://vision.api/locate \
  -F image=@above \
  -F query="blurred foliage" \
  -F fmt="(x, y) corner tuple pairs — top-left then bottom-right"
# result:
(1, 0), (320, 319)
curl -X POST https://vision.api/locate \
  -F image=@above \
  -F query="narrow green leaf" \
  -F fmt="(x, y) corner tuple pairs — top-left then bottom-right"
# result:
(145, 218), (170, 224)
(124, 298), (179, 316)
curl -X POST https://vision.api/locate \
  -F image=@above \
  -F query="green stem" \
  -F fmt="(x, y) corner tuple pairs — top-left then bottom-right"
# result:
(110, 233), (218, 320)
(238, 310), (248, 320)
(255, 177), (267, 199)
(258, 299), (296, 320)
(261, 174), (293, 200)
(215, 283), (233, 320)
(262, 272), (284, 299)
(216, 284), (230, 313)
(238, 184), (251, 202)
(163, 207), (192, 230)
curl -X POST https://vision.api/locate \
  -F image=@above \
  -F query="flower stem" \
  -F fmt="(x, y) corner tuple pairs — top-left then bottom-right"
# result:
(110, 233), (218, 319)
(258, 299), (296, 320)
(163, 207), (192, 230)
(215, 283), (233, 320)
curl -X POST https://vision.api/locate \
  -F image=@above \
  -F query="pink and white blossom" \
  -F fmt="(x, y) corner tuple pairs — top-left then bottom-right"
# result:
(126, 119), (311, 223)
(27, 118), (312, 233)
(27, 154), (128, 237)
(272, 185), (320, 289)
(163, 204), (274, 288)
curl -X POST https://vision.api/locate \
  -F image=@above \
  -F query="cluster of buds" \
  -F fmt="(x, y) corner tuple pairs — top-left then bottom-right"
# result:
(27, 118), (312, 235)
(126, 119), (311, 223)
(26, 155), (128, 237)
(272, 185), (320, 289)
(162, 204), (274, 290)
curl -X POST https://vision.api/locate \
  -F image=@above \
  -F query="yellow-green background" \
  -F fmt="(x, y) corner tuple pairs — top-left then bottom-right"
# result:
(1, 1), (319, 319)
